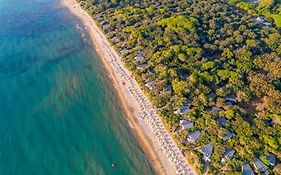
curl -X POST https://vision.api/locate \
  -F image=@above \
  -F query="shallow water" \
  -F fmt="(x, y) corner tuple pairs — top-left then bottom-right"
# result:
(0, 0), (155, 174)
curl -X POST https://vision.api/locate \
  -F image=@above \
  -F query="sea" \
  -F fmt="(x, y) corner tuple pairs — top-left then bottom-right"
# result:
(0, 0), (155, 174)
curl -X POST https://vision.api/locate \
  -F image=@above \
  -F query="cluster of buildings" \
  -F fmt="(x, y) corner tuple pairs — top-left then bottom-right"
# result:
(93, 2), (278, 174)
(181, 116), (236, 163)
(132, 50), (158, 90)
(242, 155), (276, 175)
(254, 17), (273, 27)
(245, 1), (274, 28)
(177, 94), (278, 174)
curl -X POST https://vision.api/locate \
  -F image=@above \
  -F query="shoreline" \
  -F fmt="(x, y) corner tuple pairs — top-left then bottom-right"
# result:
(60, 0), (196, 175)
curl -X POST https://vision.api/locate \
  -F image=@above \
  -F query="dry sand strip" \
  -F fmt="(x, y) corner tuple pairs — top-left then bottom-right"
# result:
(60, 0), (196, 174)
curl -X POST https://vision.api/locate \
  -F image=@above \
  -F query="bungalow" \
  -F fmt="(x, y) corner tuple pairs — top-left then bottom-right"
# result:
(225, 101), (233, 106)
(178, 106), (189, 115)
(225, 96), (236, 102)
(223, 129), (235, 141)
(181, 73), (189, 80)
(116, 41), (125, 47)
(180, 120), (194, 130)
(120, 48), (128, 55)
(137, 50), (145, 56)
(253, 157), (268, 173)
(267, 154), (276, 166)
(111, 36), (118, 43)
(202, 144), (213, 162)
(167, 84), (172, 93)
(134, 56), (145, 63)
(264, 119), (275, 126)
(177, 69), (189, 80)
(137, 64), (148, 71)
(102, 23), (109, 29)
(212, 107), (222, 113)
(263, 22), (273, 27)
(97, 16), (103, 21)
(221, 149), (235, 163)
(216, 117), (230, 126)
(254, 17), (273, 27)
(242, 163), (254, 175)
(184, 99), (191, 106)
(99, 20), (106, 26)
(207, 93), (217, 100)
(145, 81), (156, 90)
(248, 0), (259, 5)
(148, 71), (155, 76)
(255, 17), (265, 23)
(187, 130), (201, 143)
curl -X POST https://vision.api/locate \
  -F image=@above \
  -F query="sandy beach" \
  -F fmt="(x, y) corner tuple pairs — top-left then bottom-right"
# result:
(60, 0), (196, 174)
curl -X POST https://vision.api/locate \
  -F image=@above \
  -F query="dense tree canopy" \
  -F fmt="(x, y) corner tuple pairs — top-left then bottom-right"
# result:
(78, 0), (281, 174)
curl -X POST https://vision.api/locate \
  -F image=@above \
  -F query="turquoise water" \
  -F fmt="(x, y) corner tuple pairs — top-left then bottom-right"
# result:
(0, 0), (155, 174)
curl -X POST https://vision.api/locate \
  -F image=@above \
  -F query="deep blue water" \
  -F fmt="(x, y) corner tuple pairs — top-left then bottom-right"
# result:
(0, 0), (155, 174)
